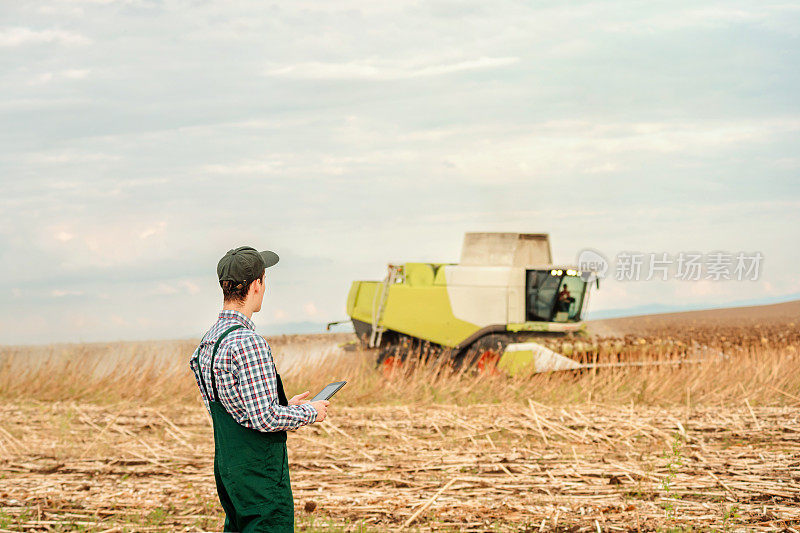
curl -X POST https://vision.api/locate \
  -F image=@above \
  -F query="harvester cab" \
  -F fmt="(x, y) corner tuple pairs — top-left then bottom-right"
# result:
(345, 232), (596, 373)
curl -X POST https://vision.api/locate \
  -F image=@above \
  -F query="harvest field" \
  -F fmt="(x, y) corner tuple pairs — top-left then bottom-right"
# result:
(1, 301), (799, 532)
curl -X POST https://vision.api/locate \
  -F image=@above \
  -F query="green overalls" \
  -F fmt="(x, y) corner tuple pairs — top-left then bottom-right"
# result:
(196, 325), (295, 533)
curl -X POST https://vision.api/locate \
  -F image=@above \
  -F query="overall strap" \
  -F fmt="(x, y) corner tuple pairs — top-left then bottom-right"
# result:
(204, 324), (244, 403)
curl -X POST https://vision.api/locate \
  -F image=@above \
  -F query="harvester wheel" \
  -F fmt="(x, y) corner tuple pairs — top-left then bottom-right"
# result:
(475, 350), (500, 374)
(381, 356), (402, 378)
(454, 333), (513, 370)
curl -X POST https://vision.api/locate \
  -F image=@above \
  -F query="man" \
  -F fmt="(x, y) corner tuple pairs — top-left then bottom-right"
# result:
(190, 246), (330, 532)
(557, 285), (574, 313)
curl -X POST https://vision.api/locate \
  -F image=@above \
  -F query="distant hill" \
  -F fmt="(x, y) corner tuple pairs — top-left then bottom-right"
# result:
(588, 299), (800, 337)
(586, 293), (800, 320)
(262, 320), (354, 336)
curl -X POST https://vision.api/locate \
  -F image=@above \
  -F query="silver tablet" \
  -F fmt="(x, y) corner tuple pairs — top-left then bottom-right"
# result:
(310, 381), (347, 402)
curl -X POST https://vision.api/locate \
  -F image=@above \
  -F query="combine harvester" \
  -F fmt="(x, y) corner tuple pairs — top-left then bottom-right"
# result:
(344, 232), (604, 374)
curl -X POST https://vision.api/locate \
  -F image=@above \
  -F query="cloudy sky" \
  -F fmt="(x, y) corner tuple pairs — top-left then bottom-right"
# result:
(1, 1), (798, 344)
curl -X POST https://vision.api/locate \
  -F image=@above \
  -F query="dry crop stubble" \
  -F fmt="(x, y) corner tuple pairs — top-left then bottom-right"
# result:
(1, 302), (799, 530)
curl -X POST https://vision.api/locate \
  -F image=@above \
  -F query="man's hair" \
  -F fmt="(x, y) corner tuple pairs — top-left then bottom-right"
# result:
(220, 266), (265, 304)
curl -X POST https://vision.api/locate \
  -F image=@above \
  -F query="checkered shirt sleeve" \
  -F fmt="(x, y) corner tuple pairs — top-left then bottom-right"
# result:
(190, 313), (317, 432)
(223, 333), (317, 432)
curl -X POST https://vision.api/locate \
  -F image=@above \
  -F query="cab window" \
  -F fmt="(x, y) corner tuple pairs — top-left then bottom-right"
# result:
(526, 269), (587, 322)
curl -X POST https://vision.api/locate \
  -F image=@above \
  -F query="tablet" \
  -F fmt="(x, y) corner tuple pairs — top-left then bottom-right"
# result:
(310, 381), (347, 402)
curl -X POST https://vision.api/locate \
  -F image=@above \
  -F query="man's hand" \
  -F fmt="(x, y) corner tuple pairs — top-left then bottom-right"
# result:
(289, 391), (311, 405)
(310, 400), (330, 422)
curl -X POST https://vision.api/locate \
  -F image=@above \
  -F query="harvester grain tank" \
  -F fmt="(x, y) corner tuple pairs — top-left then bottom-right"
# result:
(345, 232), (597, 373)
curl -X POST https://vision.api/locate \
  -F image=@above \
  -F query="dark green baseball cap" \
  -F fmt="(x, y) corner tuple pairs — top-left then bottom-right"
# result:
(217, 246), (279, 285)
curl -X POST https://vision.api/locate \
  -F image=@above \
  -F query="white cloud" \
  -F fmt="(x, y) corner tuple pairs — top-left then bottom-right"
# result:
(139, 221), (166, 240)
(0, 27), (90, 47)
(151, 283), (179, 296)
(151, 280), (200, 296)
(602, 6), (796, 35)
(51, 289), (84, 297)
(264, 56), (519, 80)
(69, 313), (92, 329)
(54, 230), (74, 242)
(203, 161), (282, 175)
(200, 154), (377, 177)
(303, 302), (318, 316)
(274, 309), (287, 320)
(30, 150), (119, 164)
(31, 218), (176, 271)
(59, 0), (125, 4)
(30, 69), (90, 85)
(179, 280), (200, 295)
(431, 118), (800, 184)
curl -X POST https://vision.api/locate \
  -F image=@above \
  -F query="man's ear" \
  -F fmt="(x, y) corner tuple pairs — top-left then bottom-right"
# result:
(247, 279), (261, 299)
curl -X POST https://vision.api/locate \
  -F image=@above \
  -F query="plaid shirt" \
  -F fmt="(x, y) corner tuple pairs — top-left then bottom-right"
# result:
(190, 309), (317, 431)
